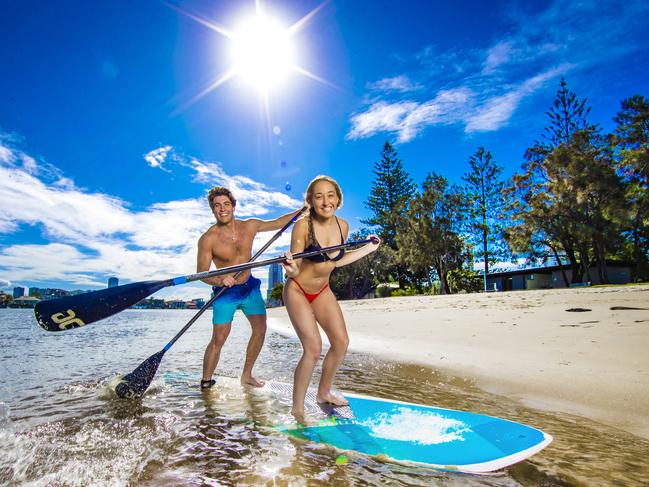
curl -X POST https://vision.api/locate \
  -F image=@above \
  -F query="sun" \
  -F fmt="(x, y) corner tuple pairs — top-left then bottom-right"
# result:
(169, 0), (334, 107)
(231, 15), (295, 91)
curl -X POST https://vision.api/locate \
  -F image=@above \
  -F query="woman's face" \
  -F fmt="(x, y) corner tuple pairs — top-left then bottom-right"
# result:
(310, 180), (339, 218)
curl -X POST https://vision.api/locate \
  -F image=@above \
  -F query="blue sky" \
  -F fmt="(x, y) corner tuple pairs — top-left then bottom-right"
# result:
(1, 0), (648, 299)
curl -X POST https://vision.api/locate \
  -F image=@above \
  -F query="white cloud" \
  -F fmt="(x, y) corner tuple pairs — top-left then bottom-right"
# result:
(367, 75), (423, 93)
(348, 0), (649, 142)
(348, 88), (473, 143)
(144, 145), (173, 171)
(483, 42), (513, 74)
(466, 65), (571, 132)
(0, 141), (301, 297)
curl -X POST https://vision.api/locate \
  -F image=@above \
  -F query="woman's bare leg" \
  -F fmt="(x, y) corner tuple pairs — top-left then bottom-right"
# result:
(312, 289), (349, 406)
(283, 281), (322, 421)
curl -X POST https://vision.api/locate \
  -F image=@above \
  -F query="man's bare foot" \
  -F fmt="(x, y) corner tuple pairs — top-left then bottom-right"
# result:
(241, 375), (265, 387)
(316, 391), (349, 407)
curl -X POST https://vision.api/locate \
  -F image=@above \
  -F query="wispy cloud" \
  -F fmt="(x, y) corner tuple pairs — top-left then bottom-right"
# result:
(366, 75), (423, 93)
(348, 0), (649, 142)
(348, 89), (473, 143)
(0, 139), (301, 297)
(144, 145), (173, 171)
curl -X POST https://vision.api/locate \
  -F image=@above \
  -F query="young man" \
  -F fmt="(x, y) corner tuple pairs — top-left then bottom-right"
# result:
(197, 186), (301, 389)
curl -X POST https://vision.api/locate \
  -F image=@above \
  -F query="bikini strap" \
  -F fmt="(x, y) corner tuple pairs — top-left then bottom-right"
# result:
(334, 216), (344, 242)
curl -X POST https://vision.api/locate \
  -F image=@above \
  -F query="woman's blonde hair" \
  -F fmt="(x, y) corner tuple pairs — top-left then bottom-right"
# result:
(304, 175), (343, 215)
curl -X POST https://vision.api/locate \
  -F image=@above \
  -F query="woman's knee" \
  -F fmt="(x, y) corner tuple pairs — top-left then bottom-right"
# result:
(302, 341), (322, 363)
(330, 336), (349, 355)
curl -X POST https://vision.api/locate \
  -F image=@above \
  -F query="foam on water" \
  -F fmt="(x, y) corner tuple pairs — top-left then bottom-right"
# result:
(361, 407), (471, 445)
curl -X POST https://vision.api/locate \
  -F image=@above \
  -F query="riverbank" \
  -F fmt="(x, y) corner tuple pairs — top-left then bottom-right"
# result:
(267, 284), (649, 439)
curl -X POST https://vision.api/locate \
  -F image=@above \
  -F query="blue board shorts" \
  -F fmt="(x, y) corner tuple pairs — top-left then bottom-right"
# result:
(211, 275), (266, 325)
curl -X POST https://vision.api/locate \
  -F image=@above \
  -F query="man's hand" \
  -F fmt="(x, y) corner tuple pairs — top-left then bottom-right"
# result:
(221, 275), (237, 287)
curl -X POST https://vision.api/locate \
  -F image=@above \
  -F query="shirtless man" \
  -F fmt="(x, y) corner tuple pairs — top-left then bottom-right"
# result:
(197, 186), (301, 389)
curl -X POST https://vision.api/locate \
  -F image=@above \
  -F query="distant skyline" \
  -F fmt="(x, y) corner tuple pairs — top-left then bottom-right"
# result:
(2, 0), (648, 299)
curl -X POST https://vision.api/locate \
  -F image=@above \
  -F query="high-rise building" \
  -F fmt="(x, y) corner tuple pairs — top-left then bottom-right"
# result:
(266, 262), (284, 300)
(13, 287), (25, 298)
(108, 277), (119, 288)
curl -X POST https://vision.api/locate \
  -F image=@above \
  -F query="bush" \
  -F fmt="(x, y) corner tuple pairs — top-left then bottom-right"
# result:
(391, 286), (419, 297)
(375, 286), (393, 298)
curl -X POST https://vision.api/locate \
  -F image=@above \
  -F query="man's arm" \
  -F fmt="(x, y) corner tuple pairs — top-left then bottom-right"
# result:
(196, 233), (226, 286)
(247, 208), (305, 233)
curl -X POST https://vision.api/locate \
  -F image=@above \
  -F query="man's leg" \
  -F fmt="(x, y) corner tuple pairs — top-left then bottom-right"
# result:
(241, 313), (266, 387)
(202, 323), (232, 386)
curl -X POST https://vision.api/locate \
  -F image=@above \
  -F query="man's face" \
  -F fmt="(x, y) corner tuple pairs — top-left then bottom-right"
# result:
(212, 195), (235, 224)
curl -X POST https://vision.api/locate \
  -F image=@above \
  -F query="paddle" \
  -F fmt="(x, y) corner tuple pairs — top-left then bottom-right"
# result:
(35, 236), (375, 332)
(113, 238), (377, 398)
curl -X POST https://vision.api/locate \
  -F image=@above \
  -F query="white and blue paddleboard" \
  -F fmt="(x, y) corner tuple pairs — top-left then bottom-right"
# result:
(266, 381), (552, 474)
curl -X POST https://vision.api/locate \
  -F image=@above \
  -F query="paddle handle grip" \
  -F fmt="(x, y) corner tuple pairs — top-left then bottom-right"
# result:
(171, 238), (378, 286)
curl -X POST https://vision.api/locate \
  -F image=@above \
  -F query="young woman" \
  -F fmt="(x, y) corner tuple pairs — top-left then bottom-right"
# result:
(282, 175), (380, 422)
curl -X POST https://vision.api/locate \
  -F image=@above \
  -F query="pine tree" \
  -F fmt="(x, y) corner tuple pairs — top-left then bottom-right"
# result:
(611, 95), (649, 280)
(363, 141), (416, 249)
(461, 147), (508, 290)
(506, 78), (624, 284)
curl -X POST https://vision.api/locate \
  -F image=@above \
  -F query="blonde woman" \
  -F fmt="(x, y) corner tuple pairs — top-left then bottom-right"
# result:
(282, 175), (380, 422)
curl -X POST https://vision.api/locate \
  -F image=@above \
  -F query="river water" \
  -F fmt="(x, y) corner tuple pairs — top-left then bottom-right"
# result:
(1, 308), (647, 486)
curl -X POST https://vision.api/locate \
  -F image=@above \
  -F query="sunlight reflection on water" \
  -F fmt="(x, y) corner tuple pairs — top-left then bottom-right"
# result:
(1, 309), (648, 486)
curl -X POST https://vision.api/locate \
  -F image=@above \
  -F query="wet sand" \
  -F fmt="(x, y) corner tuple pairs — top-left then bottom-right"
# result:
(267, 284), (649, 440)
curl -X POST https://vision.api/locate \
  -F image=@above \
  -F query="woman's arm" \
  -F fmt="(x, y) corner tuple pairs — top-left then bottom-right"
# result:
(334, 234), (381, 268)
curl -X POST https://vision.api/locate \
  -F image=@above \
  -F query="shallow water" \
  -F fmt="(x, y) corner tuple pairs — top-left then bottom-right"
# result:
(1, 308), (648, 486)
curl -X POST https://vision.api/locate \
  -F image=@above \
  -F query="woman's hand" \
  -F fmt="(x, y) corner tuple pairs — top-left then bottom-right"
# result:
(282, 251), (300, 278)
(367, 234), (381, 253)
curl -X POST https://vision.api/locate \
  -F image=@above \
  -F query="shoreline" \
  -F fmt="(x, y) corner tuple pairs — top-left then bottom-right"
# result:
(267, 284), (649, 440)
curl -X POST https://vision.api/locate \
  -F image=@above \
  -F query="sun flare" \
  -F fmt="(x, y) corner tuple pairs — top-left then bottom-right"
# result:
(232, 15), (295, 91)
(169, 1), (334, 114)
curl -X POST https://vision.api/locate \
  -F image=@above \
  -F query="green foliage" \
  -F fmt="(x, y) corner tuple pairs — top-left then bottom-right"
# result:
(611, 95), (649, 280)
(447, 268), (483, 294)
(395, 173), (466, 294)
(461, 147), (509, 289)
(391, 286), (420, 297)
(375, 285), (394, 298)
(505, 78), (625, 285)
(329, 229), (393, 300)
(363, 141), (416, 248)
(268, 282), (284, 304)
(362, 141), (417, 288)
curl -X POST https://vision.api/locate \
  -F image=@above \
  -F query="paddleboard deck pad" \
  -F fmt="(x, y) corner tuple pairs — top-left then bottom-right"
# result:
(264, 380), (552, 474)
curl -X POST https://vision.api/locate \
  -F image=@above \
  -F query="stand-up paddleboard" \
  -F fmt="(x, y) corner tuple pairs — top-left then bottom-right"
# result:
(265, 381), (552, 474)
(159, 374), (552, 474)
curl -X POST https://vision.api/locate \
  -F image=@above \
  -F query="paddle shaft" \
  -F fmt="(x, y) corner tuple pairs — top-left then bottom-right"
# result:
(168, 238), (376, 291)
(163, 207), (307, 349)
(163, 237), (375, 349)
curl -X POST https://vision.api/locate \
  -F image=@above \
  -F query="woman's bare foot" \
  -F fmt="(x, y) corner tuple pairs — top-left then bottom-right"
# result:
(241, 375), (265, 387)
(316, 391), (349, 407)
(291, 408), (317, 426)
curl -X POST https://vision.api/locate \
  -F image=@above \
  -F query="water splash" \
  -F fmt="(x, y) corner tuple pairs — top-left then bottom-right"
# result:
(361, 407), (470, 445)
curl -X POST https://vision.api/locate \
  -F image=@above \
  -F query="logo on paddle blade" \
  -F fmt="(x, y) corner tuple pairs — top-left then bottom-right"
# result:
(51, 309), (85, 330)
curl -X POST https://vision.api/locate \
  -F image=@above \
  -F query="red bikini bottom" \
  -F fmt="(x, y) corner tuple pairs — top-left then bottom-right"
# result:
(289, 278), (329, 303)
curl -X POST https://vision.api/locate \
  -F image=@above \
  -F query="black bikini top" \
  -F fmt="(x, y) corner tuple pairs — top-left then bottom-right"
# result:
(303, 215), (345, 263)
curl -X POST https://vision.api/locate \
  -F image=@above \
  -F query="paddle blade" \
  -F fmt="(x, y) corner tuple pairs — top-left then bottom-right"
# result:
(34, 280), (169, 332)
(114, 350), (165, 399)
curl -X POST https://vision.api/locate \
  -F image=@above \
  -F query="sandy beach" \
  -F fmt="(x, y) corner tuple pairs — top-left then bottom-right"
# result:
(267, 284), (649, 440)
